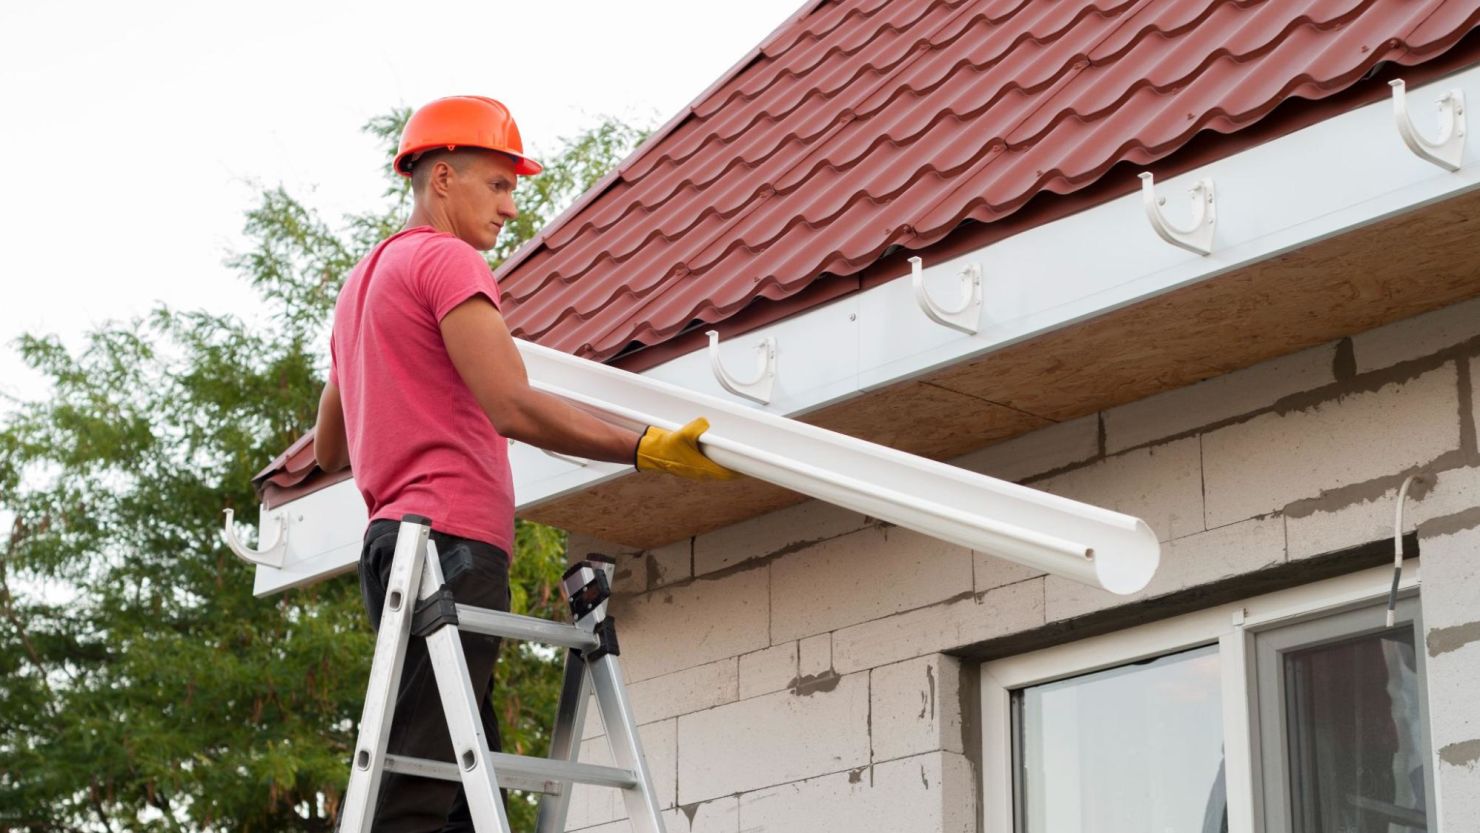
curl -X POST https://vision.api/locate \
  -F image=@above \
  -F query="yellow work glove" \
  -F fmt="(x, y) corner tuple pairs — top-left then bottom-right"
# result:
(634, 417), (739, 481)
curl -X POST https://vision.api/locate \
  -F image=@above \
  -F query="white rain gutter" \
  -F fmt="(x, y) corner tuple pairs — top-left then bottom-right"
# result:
(521, 341), (1159, 595)
(231, 339), (1161, 596)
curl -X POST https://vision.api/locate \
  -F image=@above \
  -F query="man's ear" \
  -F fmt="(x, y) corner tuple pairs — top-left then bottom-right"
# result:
(429, 159), (454, 196)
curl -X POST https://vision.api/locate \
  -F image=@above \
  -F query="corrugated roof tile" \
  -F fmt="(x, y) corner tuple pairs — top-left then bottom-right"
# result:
(495, 0), (1480, 362)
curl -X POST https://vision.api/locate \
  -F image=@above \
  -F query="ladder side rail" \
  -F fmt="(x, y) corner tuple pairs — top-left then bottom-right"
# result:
(536, 651), (595, 833)
(419, 541), (514, 832)
(588, 653), (666, 833)
(339, 517), (433, 833)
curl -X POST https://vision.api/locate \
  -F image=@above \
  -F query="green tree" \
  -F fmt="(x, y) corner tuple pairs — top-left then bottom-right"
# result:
(0, 110), (645, 832)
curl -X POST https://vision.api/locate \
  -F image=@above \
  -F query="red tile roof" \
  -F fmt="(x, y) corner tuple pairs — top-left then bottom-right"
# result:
(495, 0), (1480, 364)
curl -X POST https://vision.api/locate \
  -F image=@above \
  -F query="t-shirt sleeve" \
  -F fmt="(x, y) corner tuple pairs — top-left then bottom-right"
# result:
(327, 333), (339, 388)
(414, 236), (502, 321)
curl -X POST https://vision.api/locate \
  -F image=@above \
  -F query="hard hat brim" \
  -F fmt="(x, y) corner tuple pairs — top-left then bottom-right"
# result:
(394, 145), (544, 178)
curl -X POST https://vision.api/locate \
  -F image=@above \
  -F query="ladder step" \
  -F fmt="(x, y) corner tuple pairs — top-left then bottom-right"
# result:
(455, 605), (601, 651)
(383, 752), (639, 795)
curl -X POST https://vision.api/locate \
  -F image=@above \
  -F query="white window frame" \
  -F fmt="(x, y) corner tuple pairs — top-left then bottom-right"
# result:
(980, 561), (1427, 833)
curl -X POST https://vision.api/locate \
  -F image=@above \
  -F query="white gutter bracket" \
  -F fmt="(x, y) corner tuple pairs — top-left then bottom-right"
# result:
(910, 255), (983, 335)
(1139, 172), (1215, 255)
(706, 330), (777, 405)
(1390, 79), (1465, 172)
(222, 507), (287, 569)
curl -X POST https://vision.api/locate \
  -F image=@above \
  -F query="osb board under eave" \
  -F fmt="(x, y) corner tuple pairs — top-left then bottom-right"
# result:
(524, 189), (1480, 550)
(927, 186), (1480, 420)
(518, 383), (1050, 548)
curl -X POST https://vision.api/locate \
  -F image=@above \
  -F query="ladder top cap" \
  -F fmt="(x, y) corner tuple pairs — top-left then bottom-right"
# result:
(400, 514), (433, 525)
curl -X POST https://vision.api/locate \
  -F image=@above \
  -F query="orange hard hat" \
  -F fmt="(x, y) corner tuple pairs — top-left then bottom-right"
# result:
(394, 95), (543, 178)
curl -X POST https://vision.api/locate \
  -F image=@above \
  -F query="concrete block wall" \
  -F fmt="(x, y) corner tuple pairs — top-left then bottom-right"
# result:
(561, 294), (1480, 833)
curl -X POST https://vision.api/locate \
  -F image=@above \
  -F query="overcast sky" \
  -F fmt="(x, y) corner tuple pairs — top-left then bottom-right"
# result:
(0, 0), (804, 404)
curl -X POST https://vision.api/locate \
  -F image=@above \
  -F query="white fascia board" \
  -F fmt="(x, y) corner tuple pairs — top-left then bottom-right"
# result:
(509, 65), (1480, 510)
(255, 66), (1480, 595)
(252, 479), (367, 596)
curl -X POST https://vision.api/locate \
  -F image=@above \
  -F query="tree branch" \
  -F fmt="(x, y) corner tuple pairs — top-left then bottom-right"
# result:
(0, 537), (58, 713)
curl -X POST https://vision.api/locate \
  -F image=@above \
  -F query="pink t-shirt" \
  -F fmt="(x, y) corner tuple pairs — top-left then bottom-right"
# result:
(329, 225), (515, 554)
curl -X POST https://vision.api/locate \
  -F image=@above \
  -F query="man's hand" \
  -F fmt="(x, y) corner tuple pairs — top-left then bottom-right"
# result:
(634, 418), (738, 481)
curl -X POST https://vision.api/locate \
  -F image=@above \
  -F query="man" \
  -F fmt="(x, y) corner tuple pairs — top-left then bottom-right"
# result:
(313, 95), (733, 832)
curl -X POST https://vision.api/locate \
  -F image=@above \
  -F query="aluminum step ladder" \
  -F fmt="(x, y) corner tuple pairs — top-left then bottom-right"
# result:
(339, 515), (663, 833)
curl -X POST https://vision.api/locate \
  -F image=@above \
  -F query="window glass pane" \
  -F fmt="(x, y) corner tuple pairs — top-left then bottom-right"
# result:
(1016, 645), (1226, 833)
(1284, 624), (1428, 832)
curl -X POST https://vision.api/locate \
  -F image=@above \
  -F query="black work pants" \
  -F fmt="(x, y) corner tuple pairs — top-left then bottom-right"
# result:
(355, 518), (511, 833)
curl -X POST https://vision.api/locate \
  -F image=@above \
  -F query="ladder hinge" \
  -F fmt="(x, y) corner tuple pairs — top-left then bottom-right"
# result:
(563, 560), (612, 619)
(584, 616), (620, 662)
(412, 587), (460, 637)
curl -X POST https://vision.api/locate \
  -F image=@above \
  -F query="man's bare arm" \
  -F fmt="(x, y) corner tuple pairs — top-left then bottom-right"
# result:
(439, 296), (641, 463)
(314, 381), (351, 472)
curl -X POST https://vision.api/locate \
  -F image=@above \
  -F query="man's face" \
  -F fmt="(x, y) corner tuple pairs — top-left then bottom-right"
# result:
(443, 150), (520, 251)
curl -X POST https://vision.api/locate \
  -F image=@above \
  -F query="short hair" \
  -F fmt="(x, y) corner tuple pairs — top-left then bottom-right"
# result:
(408, 147), (522, 194)
(408, 148), (472, 193)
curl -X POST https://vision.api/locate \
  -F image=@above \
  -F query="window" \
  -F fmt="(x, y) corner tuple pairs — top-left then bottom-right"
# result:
(1256, 597), (1434, 833)
(1016, 646), (1227, 833)
(981, 564), (1432, 833)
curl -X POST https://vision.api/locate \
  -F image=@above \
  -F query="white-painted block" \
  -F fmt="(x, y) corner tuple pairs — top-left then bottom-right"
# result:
(1202, 364), (1460, 528)
(1034, 436), (1204, 542)
(1427, 642), (1480, 755)
(568, 719), (678, 828)
(738, 642), (797, 699)
(832, 578), (1045, 674)
(611, 566), (769, 683)
(1416, 523), (1480, 831)
(798, 633), (831, 678)
(1472, 356), (1479, 453)
(571, 534), (691, 594)
(684, 796), (738, 833)
(737, 751), (975, 833)
(1046, 515), (1286, 620)
(1103, 342), (1337, 453)
(769, 525), (974, 643)
(1419, 521), (1480, 630)
(692, 499), (870, 576)
(581, 694), (605, 741)
(1352, 294), (1480, 373)
(565, 807), (688, 833)
(627, 658), (738, 726)
(973, 548), (1046, 592)
(1438, 757), (1480, 833)
(1286, 464), (1480, 560)
(952, 414), (1100, 484)
(676, 673), (871, 803)
(870, 655), (964, 762)
(641, 538), (693, 591)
